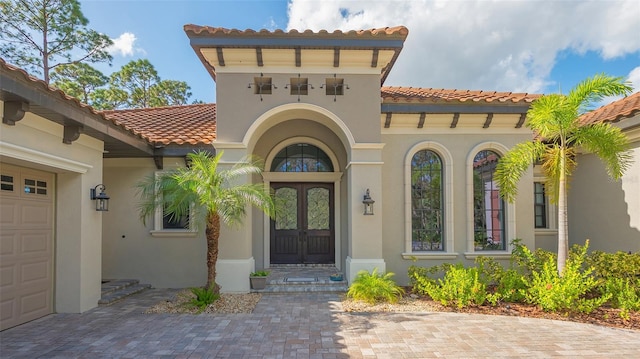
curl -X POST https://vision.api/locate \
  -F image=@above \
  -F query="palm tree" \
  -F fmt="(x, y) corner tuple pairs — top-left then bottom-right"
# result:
(495, 74), (633, 274)
(137, 151), (274, 293)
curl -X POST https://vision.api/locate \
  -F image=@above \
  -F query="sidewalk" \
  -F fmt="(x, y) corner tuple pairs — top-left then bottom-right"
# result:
(1, 289), (639, 358)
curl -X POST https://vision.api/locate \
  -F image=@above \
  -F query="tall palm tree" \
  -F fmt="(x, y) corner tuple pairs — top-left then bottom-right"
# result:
(137, 151), (274, 293)
(495, 74), (633, 274)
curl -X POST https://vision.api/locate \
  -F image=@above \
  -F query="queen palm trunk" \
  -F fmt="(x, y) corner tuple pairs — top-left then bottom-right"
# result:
(557, 150), (568, 275)
(205, 213), (221, 293)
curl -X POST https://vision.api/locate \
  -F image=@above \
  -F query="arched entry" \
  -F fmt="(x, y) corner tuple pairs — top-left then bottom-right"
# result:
(263, 139), (342, 266)
(269, 143), (335, 264)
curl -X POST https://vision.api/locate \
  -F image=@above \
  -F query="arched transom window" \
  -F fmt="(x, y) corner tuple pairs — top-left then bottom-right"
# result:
(411, 150), (444, 251)
(473, 150), (505, 250)
(270, 143), (334, 172)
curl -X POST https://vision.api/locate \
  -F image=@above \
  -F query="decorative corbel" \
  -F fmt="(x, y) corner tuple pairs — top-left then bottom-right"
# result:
(483, 113), (494, 129)
(2, 101), (29, 125)
(63, 124), (82, 144)
(153, 156), (163, 170)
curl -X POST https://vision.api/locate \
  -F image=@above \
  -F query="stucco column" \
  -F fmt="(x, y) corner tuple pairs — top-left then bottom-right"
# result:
(214, 147), (256, 293)
(56, 171), (103, 313)
(345, 144), (385, 282)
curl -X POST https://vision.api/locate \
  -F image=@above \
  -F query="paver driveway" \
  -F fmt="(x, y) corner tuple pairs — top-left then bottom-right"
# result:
(1, 289), (639, 358)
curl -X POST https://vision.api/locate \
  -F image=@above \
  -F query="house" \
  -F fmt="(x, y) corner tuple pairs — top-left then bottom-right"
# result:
(1, 25), (638, 330)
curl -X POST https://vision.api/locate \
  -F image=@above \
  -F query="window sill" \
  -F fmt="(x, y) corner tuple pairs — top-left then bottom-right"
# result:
(464, 251), (511, 260)
(402, 252), (459, 260)
(535, 229), (558, 235)
(150, 230), (198, 238)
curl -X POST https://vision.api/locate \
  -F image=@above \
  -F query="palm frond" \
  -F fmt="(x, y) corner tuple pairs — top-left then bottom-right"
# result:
(567, 74), (633, 115)
(574, 124), (633, 180)
(495, 141), (546, 202)
(541, 146), (576, 204)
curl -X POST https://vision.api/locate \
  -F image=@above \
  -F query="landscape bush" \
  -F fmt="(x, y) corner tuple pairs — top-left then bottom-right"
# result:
(189, 287), (220, 312)
(408, 240), (639, 317)
(347, 268), (405, 304)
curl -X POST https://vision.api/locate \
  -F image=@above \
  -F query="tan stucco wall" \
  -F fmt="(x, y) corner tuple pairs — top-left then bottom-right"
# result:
(381, 132), (536, 285)
(1, 103), (104, 313)
(568, 141), (640, 252)
(101, 158), (208, 288)
(215, 73), (382, 144)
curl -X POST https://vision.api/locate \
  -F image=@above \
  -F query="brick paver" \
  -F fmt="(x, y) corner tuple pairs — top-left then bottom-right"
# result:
(1, 289), (639, 358)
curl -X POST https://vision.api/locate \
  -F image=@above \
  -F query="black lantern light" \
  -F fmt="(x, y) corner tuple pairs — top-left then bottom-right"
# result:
(362, 188), (375, 215)
(90, 184), (110, 211)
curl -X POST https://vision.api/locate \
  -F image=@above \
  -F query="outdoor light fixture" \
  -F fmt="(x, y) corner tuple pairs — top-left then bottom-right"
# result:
(90, 184), (110, 212)
(362, 188), (375, 215)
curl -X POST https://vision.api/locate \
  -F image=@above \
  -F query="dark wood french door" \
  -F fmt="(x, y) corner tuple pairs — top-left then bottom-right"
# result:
(270, 183), (335, 264)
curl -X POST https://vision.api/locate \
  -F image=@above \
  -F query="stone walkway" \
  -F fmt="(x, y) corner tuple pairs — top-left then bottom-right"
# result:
(1, 289), (640, 358)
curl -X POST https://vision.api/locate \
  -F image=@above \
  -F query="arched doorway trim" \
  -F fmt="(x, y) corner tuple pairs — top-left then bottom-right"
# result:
(243, 103), (355, 152)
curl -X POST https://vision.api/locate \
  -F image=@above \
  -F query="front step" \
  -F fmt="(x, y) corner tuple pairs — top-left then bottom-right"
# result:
(252, 265), (348, 293)
(99, 279), (152, 305)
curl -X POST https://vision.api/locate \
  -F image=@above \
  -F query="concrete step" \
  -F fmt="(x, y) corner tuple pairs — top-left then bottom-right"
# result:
(253, 275), (348, 293)
(99, 279), (152, 305)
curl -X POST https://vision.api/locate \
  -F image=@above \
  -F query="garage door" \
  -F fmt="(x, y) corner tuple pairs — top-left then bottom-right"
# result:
(0, 164), (54, 331)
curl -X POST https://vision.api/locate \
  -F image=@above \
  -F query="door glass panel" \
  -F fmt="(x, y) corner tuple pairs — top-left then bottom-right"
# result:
(307, 187), (329, 230)
(274, 187), (297, 230)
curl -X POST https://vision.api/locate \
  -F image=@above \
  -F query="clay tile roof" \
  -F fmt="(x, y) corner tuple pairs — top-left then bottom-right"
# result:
(381, 86), (541, 104)
(101, 104), (217, 146)
(578, 91), (640, 126)
(183, 25), (409, 38)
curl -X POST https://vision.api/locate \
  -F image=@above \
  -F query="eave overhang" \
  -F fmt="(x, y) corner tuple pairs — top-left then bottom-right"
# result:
(184, 26), (408, 85)
(1, 60), (155, 157)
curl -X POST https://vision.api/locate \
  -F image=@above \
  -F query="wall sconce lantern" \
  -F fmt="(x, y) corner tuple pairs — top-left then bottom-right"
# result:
(362, 188), (375, 215)
(90, 184), (110, 211)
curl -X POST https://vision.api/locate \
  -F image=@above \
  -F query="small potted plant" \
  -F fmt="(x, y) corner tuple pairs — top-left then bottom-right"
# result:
(249, 270), (270, 290)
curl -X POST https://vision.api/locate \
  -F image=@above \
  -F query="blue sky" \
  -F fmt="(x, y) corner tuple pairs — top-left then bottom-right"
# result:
(80, 0), (640, 105)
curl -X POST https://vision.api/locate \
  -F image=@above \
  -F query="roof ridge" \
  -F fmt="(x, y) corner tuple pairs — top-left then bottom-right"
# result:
(183, 25), (409, 37)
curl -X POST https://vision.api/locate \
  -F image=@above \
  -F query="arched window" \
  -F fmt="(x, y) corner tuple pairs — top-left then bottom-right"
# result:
(473, 150), (505, 250)
(270, 143), (334, 172)
(411, 150), (444, 251)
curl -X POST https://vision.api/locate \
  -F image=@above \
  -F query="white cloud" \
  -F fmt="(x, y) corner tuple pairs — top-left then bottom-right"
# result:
(287, 0), (640, 94)
(627, 66), (640, 92)
(108, 32), (144, 57)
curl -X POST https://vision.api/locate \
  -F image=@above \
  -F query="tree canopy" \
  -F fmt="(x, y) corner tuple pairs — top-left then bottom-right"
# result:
(0, 0), (113, 83)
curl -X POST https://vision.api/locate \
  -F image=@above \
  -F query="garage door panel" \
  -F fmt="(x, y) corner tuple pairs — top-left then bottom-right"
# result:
(0, 298), (16, 322)
(0, 164), (53, 331)
(0, 265), (16, 287)
(0, 232), (17, 256)
(0, 199), (18, 227)
(20, 232), (51, 255)
(19, 202), (52, 228)
(21, 289), (50, 316)
(20, 260), (51, 284)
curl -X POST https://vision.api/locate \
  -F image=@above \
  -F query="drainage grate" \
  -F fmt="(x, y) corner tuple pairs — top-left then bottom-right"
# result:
(284, 277), (318, 282)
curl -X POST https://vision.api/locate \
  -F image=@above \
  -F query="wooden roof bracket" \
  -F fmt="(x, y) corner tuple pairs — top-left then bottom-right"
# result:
(216, 47), (225, 66)
(2, 100), (29, 125)
(384, 112), (392, 128)
(417, 112), (426, 128)
(515, 113), (526, 128)
(154, 156), (163, 170)
(63, 124), (82, 144)
(450, 113), (460, 128)
(483, 113), (493, 128)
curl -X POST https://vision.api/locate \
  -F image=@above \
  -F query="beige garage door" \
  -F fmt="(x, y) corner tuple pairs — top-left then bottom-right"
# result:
(0, 164), (54, 331)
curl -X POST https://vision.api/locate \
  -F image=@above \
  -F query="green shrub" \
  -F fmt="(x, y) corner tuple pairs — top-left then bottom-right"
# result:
(587, 250), (640, 281)
(189, 287), (220, 312)
(521, 241), (609, 313)
(601, 277), (640, 319)
(423, 264), (487, 309)
(347, 268), (405, 304)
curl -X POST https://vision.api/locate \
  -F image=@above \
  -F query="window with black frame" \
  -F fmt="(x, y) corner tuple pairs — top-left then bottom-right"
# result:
(411, 150), (444, 251)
